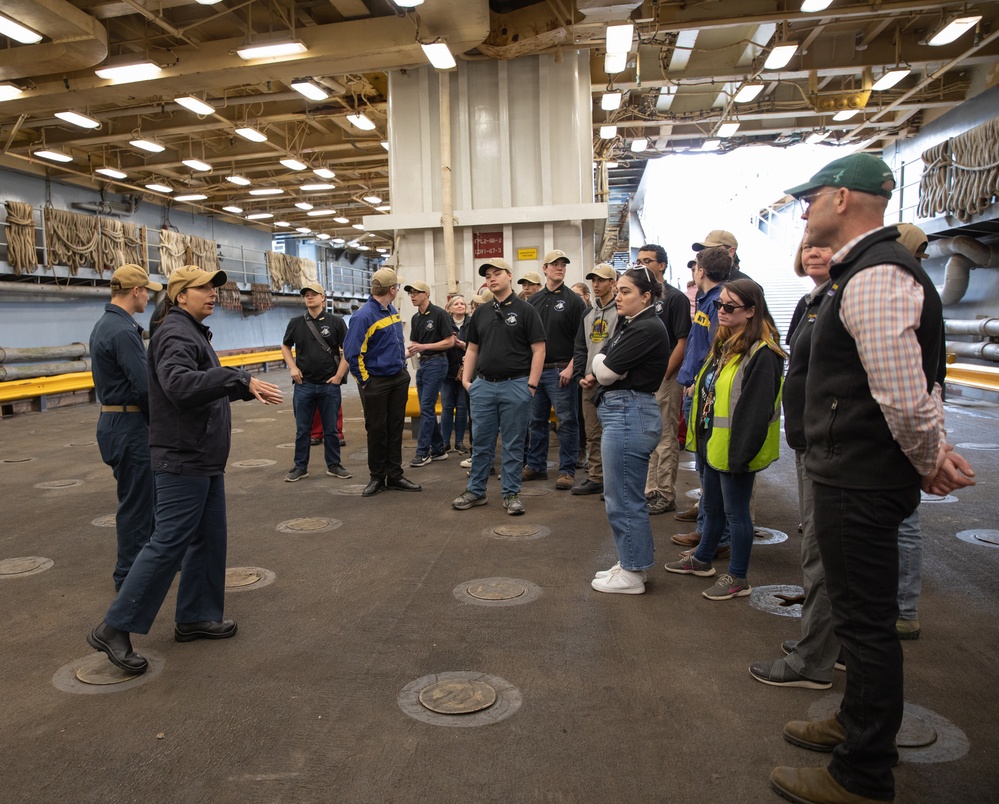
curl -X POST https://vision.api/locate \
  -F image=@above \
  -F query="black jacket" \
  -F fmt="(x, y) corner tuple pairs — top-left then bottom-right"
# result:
(149, 307), (255, 476)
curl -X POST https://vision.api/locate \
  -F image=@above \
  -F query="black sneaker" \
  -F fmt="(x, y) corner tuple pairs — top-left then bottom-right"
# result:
(749, 659), (832, 689)
(430, 450), (449, 461)
(410, 454), (432, 467)
(285, 468), (309, 482)
(327, 464), (352, 479)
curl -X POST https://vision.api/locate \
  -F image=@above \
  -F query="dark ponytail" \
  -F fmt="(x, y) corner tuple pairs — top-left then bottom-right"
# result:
(622, 267), (662, 302)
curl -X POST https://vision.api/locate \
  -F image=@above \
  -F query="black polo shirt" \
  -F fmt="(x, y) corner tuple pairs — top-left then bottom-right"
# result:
(410, 302), (453, 357)
(653, 283), (692, 353)
(527, 283), (585, 363)
(466, 293), (546, 379)
(282, 311), (347, 383)
(601, 307), (670, 393)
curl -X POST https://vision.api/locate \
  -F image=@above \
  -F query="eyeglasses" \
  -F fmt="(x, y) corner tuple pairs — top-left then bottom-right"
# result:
(713, 299), (747, 314)
(796, 190), (839, 214)
(636, 257), (659, 265)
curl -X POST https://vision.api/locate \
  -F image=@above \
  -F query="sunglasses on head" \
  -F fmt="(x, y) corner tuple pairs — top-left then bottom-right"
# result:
(713, 299), (747, 314)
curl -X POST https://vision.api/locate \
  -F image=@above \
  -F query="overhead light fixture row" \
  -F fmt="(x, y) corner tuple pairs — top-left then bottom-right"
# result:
(0, 82), (24, 102)
(96, 167), (127, 179)
(300, 183), (335, 191)
(34, 149), (73, 163)
(55, 111), (100, 129)
(606, 24), (634, 56)
(375, 205), (391, 212)
(701, 138), (721, 151)
(928, 14), (982, 46)
(182, 158), (212, 172)
(246, 212), (274, 220)
(174, 193), (208, 202)
(333, 216), (350, 224)
(363, 195), (382, 204)
(631, 137), (648, 153)
(249, 188), (284, 196)
(227, 175), (251, 186)
(295, 202), (314, 210)
(307, 209), (337, 217)
(146, 183), (173, 193)
(0, 12), (42, 44)
(421, 40), (456, 70)
(604, 52), (627, 74)
(764, 43), (798, 70)
(872, 68), (910, 91)
(274, 221), (291, 227)
(236, 39), (308, 60)
(235, 127), (267, 142)
(175, 96), (215, 115)
(313, 167), (336, 179)
(346, 113), (376, 131)
(130, 138), (165, 153)
(833, 109), (860, 121)
(222, 205), (243, 213)
(280, 158), (308, 171)
(805, 130), (829, 144)
(718, 121), (741, 138)
(95, 60), (163, 84)
(290, 78), (330, 101)
(601, 92), (622, 111)
(800, 0), (834, 11)
(734, 83), (765, 103)
(599, 125), (617, 139)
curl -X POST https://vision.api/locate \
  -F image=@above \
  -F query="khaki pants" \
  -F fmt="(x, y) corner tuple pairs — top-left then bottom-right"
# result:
(645, 376), (683, 503)
(582, 393), (603, 482)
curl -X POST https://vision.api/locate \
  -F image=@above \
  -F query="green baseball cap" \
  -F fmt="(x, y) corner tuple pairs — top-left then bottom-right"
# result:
(785, 152), (896, 200)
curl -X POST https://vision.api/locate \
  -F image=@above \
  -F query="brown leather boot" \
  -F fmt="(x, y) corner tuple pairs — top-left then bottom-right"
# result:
(670, 529), (701, 547)
(783, 716), (847, 752)
(770, 766), (891, 803)
(674, 502), (699, 522)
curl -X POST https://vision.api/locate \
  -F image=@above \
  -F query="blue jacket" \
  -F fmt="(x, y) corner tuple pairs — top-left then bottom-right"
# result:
(90, 303), (150, 417)
(677, 283), (722, 387)
(343, 296), (407, 383)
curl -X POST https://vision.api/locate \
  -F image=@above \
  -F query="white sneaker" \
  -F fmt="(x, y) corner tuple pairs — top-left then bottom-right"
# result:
(594, 562), (646, 581)
(459, 457), (472, 468)
(591, 566), (646, 594)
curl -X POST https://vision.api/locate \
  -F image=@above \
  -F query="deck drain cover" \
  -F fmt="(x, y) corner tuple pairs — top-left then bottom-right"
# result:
(226, 567), (262, 587)
(0, 556), (52, 576)
(749, 584), (805, 618)
(468, 579), (526, 600)
(35, 479), (83, 489)
(493, 523), (545, 538)
(920, 492), (957, 504)
(516, 486), (551, 497)
(74, 654), (136, 686)
(399, 672), (521, 727)
(419, 680), (497, 714)
(232, 459), (276, 468)
(955, 442), (999, 450)
(454, 577), (542, 607)
(897, 712), (937, 748)
(751, 527), (788, 546)
(92, 514), (116, 528)
(1, 457), (34, 464)
(957, 529), (999, 548)
(276, 517), (342, 533)
(246, 417), (276, 423)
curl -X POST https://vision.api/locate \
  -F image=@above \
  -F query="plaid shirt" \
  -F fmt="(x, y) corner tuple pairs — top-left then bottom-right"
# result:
(834, 227), (945, 477)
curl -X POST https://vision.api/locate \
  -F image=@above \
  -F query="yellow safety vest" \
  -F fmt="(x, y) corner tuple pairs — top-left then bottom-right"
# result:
(688, 340), (783, 472)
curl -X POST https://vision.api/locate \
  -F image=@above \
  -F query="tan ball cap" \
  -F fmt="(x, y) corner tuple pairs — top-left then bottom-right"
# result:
(692, 230), (738, 251)
(586, 263), (616, 280)
(300, 281), (325, 295)
(167, 266), (227, 302)
(543, 249), (570, 265)
(110, 263), (163, 292)
(518, 271), (543, 285)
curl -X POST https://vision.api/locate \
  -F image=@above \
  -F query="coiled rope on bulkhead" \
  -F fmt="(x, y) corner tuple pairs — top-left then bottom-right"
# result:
(4, 201), (38, 275)
(918, 117), (999, 222)
(44, 208), (98, 275)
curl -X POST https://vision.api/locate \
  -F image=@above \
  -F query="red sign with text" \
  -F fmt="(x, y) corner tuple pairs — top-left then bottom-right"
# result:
(473, 231), (504, 259)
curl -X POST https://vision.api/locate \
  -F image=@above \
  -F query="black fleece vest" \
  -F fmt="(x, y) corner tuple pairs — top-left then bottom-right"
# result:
(782, 287), (826, 452)
(803, 227), (945, 490)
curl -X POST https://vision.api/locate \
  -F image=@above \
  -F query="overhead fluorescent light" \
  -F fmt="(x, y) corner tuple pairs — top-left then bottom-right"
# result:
(352, 223), (365, 230)
(805, 130), (829, 144)
(226, 175), (251, 186)
(656, 86), (675, 112)
(0, 12), (42, 44)
(601, 92), (622, 111)
(130, 138), (165, 153)
(246, 212), (274, 220)
(146, 183), (173, 193)
(95, 60), (163, 84)
(234, 126), (267, 142)
(375, 205), (391, 212)
(182, 158), (212, 171)
(55, 111), (100, 129)
(734, 83), (765, 103)
(604, 52), (627, 74)
(313, 167), (335, 179)
(701, 138), (721, 151)
(318, 233), (332, 240)
(718, 121), (741, 137)
(280, 158), (308, 171)
(606, 24), (634, 55)
(34, 149), (73, 163)
(174, 193), (208, 202)
(928, 14), (982, 46)
(631, 137), (648, 153)
(249, 188), (284, 196)
(421, 40), (456, 70)
(764, 43), (798, 70)
(295, 202), (314, 210)
(333, 216), (350, 224)
(363, 195), (382, 204)
(236, 39), (308, 60)
(833, 109), (860, 121)
(380, 141), (390, 151)
(599, 125), (618, 139)
(332, 237), (345, 244)
(0, 82), (24, 102)
(290, 78), (330, 101)
(96, 167), (127, 179)
(393, 0), (425, 7)
(376, 248), (387, 253)
(300, 183), (335, 191)
(196, 0), (224, 5)
(872, 68), (910, 91)
(346, 113), (376, 131)
(307, 209), (336, 217)
(356, 245), (371, 251)
(296, 227), (312, 233)
(274, 221), (291, 227)
(175, 96), (215, 115)
(800, 0), (834, 11)
(222, 205), (243, 213)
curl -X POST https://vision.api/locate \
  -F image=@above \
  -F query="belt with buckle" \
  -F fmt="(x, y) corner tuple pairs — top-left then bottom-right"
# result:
(478, 374), (528, 383)
(100, 405), (142, 413)
(543, 362), (568, 370)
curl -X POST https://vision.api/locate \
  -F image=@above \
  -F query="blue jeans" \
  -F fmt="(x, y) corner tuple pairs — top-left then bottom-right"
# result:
(813, 481), (918, 799)
(467, 377), (532, 497)
(897, 508), (921, 620)
(695, 464), (756, 578)
(685, 392), (728, 546)
(526, 367), (579, 476)
(440, 377), (467, 447)
(598, 390), (661, 571)
(106, 472), (228, 634)
(293, 380), (342, 470)
(96, 412), (155, 591)
(415, 356), (448, 457)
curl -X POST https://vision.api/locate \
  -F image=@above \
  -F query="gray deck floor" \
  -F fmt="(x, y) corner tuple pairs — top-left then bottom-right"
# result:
(1, 369), (996, 803)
